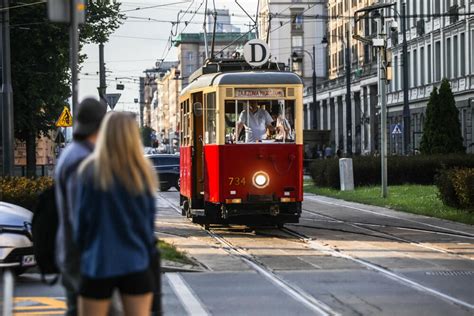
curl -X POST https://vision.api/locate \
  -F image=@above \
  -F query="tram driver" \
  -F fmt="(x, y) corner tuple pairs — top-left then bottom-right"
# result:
(235, 101), (275, 143)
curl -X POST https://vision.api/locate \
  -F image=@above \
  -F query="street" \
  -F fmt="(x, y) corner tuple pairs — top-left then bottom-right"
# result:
(3, 189), (474, 315)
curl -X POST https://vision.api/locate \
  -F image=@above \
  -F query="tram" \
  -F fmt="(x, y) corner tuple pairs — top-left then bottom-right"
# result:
(179, 58), (304, 227)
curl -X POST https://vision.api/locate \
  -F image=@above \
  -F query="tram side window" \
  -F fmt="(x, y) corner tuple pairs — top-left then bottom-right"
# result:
(225, 99), (295, 144)
(204, 92), (216, 144)
(180, 99), (190, 146)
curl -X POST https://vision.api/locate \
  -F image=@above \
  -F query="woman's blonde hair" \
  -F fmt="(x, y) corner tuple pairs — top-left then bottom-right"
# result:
(81, 111), (157, 195)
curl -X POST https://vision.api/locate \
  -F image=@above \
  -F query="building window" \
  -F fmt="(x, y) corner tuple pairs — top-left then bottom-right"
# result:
(187, 51), (193, 61)
(291, 12), (303, 31)
(394, 55), (399, 91)
(427, 44), (432, 83)
(435, 1), (441, 14)
(435, 41), (441, 81)
(446, 37), (452, 79)
(471, 30), (474, 74)
(413, 49), (418, 87)
(420, 47), (425, 85)
(453, 35), (458, 78)
(460, 33), (466, 76)
(292, 35), (303, 50)
(407, 51), (411, 88)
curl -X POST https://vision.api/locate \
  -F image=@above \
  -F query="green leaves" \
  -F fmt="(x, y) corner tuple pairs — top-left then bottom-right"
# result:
(420, 79), (465, 155)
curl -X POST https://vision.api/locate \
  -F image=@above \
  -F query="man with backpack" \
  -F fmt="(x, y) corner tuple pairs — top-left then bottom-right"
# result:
(55, 98), (107, 316)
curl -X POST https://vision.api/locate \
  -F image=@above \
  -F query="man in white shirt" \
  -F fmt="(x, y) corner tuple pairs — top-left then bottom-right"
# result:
(236, 101), (274, 142)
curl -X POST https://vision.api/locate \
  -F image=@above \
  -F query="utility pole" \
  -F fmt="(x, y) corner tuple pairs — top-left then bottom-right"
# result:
(98, 42), (107, 105)
(377, 16), (388, 198)
(345, 32), (352, 156)
(1, 0), (14, 176)
(70, 0), (79, 116)
(401, 2), (410, 155)
(312, 44), (317, 130)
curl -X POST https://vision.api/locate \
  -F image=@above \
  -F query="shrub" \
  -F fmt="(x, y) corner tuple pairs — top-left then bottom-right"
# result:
(435, 169), (459, 208)
(309, 154), (474, 188)
(450, 168), (474, 210)
(0, 177), (53, 211)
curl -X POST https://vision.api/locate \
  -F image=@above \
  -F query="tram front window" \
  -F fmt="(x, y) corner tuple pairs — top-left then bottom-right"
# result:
(225, 100), (295, 144)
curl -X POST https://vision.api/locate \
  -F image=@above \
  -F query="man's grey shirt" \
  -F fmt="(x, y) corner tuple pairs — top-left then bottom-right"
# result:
(54, 141), (93, 274)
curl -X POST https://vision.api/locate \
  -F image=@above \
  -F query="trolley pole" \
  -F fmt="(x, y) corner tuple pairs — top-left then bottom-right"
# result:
(401, 2), (410, 155)
(377, 17), (388, 198)
(312, 44), (317, 130)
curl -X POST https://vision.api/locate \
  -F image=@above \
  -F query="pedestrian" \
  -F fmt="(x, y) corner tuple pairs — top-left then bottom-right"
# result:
(54, 97), (107, 316)
(74, 111), (158, 316)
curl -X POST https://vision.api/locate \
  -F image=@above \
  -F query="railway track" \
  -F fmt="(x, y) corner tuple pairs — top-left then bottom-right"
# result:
(158, 192), (474, 313)
(158, 194), (338, 316)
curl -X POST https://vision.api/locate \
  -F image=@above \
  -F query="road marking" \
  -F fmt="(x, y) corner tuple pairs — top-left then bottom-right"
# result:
(304, 195), (474, 237)
(159, 194), (337, 315)
(166, 273), (209, 316)
(13, 297), (66, 315)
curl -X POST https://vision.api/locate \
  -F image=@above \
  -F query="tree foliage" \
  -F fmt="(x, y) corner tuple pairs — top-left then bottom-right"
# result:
(10, 0), (124, 176)
(420, 79), (465, 155)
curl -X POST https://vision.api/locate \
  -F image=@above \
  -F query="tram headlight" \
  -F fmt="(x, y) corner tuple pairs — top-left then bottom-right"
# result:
(253, 171), (269, 188)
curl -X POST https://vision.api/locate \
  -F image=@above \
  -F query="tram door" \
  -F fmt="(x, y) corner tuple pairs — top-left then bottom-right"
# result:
(192, 92), (205, 209)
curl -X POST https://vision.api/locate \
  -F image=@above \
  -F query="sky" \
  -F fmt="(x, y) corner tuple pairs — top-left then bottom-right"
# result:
(78, 0), (257, 113)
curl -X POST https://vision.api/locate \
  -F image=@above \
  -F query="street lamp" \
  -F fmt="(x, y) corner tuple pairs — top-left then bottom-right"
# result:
(292, 45), (317, 130)
(321, 34), (352, 156)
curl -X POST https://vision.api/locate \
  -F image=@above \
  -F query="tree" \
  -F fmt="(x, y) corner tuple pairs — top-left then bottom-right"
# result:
(420, 79), (465, 155)
(10, 1), (124, 177)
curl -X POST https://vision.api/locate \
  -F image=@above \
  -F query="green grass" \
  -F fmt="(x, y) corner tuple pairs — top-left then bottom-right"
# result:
(158, 240), (194, 264)
(304, 183), (474, 225)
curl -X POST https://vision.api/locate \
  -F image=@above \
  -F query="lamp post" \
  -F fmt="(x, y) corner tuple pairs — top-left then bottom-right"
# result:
(292, 45), (317, 130)
(321, 35), (351, 155)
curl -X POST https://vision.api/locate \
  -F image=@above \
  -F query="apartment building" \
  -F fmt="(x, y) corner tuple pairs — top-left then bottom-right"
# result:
(259, 0), (327, 129)
(313, 0), (378, 155)
(387, 0), (474, 154)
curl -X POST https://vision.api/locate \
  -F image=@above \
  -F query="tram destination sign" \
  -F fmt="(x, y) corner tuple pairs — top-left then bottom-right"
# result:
(235, 88), (285, 98)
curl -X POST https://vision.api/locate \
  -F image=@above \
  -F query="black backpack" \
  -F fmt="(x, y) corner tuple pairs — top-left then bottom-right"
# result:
(32, 185), (59, 283)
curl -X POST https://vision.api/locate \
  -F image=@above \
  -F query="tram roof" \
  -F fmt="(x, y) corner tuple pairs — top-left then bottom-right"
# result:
(181, 71), (303, 95)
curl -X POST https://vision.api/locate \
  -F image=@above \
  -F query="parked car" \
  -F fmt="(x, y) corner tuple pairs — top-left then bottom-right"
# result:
(146, 154), (180, 192)
(0, 202), (36, 275)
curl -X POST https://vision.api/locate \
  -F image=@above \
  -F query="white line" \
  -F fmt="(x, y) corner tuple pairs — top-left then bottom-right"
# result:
(304, 195), (474, 237)
(166, 273), (210, 316)
(304, 238), (474, 311)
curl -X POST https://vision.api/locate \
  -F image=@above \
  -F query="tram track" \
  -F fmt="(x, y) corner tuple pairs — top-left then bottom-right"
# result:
(298, 209), (474, 261)
(158, 193), (474, 313)
(158, 194), (338, 316)
(279, 226), (474, 312)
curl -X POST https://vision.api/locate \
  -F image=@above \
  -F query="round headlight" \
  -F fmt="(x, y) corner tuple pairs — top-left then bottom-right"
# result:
(253, 171), (269, 188)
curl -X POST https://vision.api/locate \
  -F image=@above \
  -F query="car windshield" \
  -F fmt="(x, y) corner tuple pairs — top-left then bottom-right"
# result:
(224, 99), (295, 144)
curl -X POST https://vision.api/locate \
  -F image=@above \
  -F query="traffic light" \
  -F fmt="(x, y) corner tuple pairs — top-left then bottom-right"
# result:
(47, 0), (86, 24)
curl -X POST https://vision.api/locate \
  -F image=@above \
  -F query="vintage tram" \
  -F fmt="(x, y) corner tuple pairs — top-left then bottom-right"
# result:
(179, 59), (304, 227)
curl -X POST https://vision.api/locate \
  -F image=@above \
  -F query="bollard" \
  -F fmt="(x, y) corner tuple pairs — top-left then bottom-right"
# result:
(339, 158), (354, 191)
(3, 269), (14, 316)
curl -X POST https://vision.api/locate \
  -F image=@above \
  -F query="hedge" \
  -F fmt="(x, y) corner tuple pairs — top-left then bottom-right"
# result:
(0, 177), (53, 211)
(309, 154), (474, 189)
(436, 168), (474, 210)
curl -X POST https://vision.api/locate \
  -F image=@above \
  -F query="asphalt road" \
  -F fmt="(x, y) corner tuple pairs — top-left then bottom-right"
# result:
(2, 189), (474, 315)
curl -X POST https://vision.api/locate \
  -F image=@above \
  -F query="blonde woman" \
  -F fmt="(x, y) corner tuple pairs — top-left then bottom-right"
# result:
(74, 112), (158, 316)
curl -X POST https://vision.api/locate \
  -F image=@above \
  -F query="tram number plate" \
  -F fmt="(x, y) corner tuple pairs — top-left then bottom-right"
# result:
(228, 177), (246, 186)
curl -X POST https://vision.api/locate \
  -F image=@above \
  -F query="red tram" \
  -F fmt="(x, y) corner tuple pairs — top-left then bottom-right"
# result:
(179, 60), (304, 227)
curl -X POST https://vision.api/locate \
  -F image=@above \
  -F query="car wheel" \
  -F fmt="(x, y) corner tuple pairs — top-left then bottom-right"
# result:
(175, 177), (180, 191)
(160, 185), (171, 192)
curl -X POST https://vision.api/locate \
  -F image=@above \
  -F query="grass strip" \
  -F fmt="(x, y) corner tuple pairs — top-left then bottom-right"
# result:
(304, 184), (474, 225)
(158, 240), (194, 264)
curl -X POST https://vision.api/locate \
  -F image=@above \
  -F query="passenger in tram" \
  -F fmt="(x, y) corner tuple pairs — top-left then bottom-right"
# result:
(235, 101), (275, 142)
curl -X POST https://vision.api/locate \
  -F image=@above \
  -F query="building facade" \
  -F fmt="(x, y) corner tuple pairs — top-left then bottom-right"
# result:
(174, 32), (256, 88)
(259, 0), (328, 130)
(387, 0), (474, 154)
(312, 0), (474, 155)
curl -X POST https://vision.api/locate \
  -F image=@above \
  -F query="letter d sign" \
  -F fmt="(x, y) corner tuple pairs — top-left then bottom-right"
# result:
(243, 39), (270, 67)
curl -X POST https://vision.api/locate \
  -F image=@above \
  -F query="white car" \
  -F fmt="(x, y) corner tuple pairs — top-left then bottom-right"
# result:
(0, 202), (36, 275)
